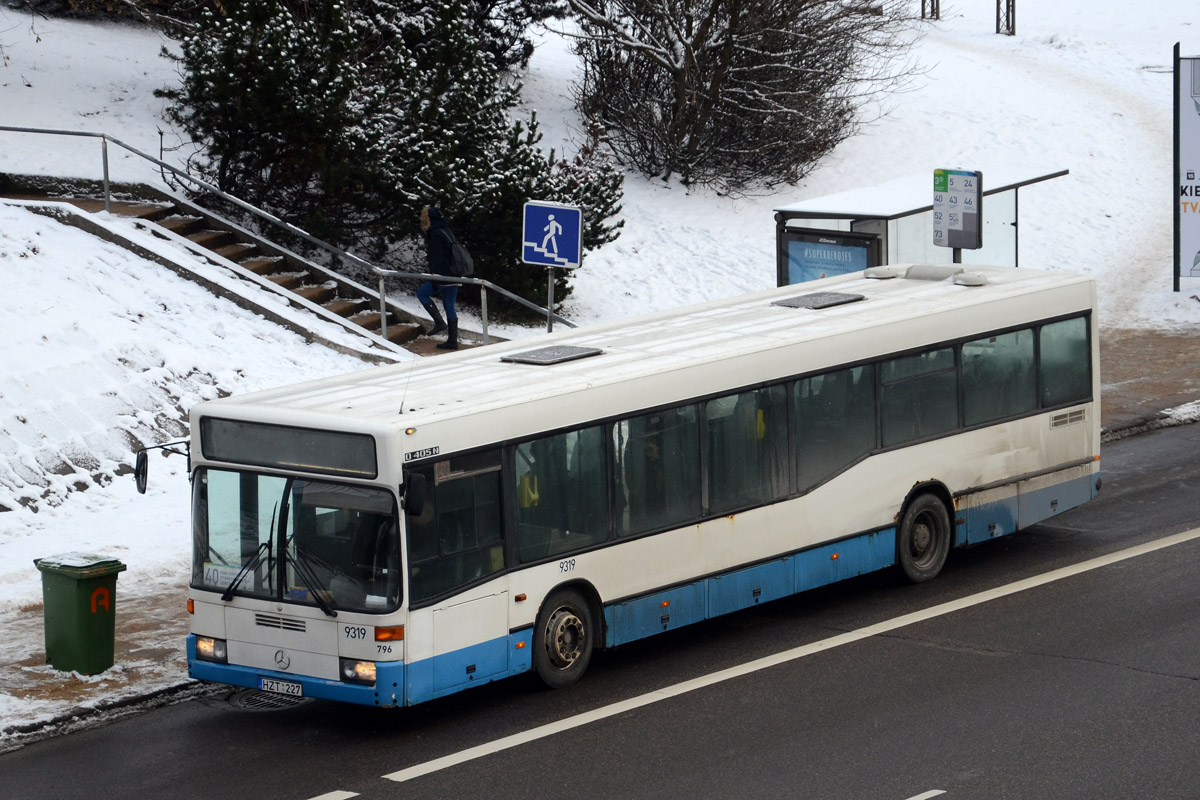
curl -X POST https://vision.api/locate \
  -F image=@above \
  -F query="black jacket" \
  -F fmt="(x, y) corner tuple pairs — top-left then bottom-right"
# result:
(425, 211), (454, 277)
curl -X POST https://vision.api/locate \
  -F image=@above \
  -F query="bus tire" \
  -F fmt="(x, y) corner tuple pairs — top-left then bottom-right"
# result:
(533, 588), (595, 689)
(897, 493), (951, 583)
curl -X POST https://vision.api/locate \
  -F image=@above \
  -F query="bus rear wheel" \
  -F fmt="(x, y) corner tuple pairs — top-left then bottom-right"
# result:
(897, 493), (951, 583)
(533, 589), (595, 689)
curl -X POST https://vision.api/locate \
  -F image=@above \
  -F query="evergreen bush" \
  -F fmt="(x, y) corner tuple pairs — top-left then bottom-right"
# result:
(159, 0), (622, 316)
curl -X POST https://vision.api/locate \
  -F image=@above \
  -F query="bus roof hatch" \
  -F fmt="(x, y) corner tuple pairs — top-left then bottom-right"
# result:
(501, 345), (604, 366)
(772, 292), (865, 310)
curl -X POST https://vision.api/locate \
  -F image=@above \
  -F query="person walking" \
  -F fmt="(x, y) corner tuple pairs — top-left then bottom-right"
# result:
(417, 205), (460, 350)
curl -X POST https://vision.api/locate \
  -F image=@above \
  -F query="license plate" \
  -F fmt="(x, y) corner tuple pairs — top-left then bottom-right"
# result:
(259, 677), (303, 697)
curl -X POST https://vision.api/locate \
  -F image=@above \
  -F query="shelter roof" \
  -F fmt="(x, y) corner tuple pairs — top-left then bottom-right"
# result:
(774, 166), (1068, 220)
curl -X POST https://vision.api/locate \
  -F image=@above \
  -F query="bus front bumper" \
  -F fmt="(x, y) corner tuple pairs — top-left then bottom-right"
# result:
(187, 634), (404, 708)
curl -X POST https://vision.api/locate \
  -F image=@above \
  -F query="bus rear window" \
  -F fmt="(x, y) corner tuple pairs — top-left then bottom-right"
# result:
(200, 417), (378, 478)
(1040, 317), (1091, 407)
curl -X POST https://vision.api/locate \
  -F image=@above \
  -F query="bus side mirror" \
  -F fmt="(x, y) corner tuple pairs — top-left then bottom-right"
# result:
(135, 450), (149, 494)
(133, 440), (189, 495)
(402, 472), (426, 517)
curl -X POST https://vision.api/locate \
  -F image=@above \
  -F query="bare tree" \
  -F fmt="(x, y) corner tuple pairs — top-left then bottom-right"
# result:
(566, 0), (923, 193)
(5, 0), (208, 35)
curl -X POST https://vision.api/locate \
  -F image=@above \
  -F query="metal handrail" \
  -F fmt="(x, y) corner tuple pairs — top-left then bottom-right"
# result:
(0, 125), (383, 270)
(0, 124), (576, 342)
(373, 269), (576, 345)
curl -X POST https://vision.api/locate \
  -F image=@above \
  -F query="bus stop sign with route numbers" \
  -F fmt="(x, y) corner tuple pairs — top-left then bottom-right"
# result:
(932, 169), (982, 250)
(522, 201), (582, 269)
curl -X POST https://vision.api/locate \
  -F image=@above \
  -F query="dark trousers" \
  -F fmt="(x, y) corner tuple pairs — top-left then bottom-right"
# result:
(417, 282), (458, 321)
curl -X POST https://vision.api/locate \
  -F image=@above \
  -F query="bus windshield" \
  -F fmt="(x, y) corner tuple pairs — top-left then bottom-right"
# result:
(192, 468), (401, 614)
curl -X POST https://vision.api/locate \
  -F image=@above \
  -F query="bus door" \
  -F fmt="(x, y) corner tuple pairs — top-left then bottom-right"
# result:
(405, 449), (509, 695)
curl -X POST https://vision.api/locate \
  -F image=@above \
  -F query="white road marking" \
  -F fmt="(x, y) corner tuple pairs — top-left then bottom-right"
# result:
(905, 791), (947, 800)
(384, 526), (1200, 783)
(305, 792), (358, 800)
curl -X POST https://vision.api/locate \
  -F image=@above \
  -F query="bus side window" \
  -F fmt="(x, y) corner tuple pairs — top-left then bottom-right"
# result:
(706, 386), (787, 515)
(962, 328), (1036, 426)
(795, 365), (875, 493)
(516, 426), (607, 563)
(614, 406), (701, 537)
(880, 348), (957, 446)
(405, 466), (438, 564)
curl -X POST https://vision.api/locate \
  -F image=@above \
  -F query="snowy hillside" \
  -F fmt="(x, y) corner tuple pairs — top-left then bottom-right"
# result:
(0, 201), (379, 513)
(520, 9), (1200, 329)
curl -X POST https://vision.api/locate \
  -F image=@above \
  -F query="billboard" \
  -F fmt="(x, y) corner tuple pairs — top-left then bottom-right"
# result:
(779, 229), (879, 286)
(1177, 47), (1200, 290)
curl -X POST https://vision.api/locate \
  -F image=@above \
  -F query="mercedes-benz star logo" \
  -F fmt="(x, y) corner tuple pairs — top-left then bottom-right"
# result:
(274, 650), (291, 670)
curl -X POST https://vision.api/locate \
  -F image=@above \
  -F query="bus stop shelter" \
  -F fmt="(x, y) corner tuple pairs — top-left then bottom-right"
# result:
(773, 166), (1068, 285)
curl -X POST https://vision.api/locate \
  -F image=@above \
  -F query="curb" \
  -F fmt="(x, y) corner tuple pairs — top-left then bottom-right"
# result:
(0, 680), (214, 754)
(1100, 412), (1197, 444)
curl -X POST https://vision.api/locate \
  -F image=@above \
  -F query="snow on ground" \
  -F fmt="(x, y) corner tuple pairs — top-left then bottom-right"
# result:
(523, 6), (1200, 330)
(0, 201), (373, 606)
(1, 1), (1199, 732)
(1166, 399), (1200, 424)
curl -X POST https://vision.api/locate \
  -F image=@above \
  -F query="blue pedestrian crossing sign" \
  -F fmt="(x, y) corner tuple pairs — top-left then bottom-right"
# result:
(522, 201), (582, 269)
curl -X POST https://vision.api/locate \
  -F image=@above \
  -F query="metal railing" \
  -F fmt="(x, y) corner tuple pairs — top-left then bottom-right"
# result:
(0, 124), (575, 344)
(374, 269), (574, 345)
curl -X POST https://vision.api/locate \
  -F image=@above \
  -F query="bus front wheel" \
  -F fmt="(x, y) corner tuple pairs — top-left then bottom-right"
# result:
(533, 588), (595, 689)
(897, 493), (951, 583)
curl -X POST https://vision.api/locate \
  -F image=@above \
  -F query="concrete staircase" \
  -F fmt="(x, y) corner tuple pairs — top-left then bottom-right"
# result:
(0, 180), (458, 355)
(91, 195), (426, 347)
(152, 205), (422, 346)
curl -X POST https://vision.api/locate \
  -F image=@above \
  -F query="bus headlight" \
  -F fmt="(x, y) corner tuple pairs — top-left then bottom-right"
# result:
(339, 658), (377, 685)
(196, 636), (228, 664)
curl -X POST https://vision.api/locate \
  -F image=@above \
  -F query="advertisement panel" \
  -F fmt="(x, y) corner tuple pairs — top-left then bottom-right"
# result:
(1177, 50), (1200, 289)
(780, 229), (878, 285)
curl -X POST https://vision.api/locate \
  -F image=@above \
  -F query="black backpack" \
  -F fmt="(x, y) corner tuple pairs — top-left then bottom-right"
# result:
(439, 229), (474, 277)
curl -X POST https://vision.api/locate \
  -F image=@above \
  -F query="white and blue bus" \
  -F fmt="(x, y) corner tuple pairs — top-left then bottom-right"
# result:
(183, 264), (1100, 707)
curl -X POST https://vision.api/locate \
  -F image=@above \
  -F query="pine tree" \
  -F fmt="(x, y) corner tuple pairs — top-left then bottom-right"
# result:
(453, 114), (624, 316)
(160, 0), (622, 314)
(160, 0), (393, 245)
(464, 0), (567, 71)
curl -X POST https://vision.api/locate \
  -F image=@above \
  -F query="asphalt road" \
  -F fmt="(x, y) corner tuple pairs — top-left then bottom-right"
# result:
(2, 424), (1198, 800)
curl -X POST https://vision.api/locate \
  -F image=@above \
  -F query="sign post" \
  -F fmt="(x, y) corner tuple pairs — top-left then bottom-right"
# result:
(522, 201), (583, 331)
(1174, 43), (1200, 292)
(932, 169), (983, 262)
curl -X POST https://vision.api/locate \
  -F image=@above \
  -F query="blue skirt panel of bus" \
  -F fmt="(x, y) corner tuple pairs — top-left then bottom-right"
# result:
(405, 630), (533, 705)
(603, 528), (898, 649)
(960, 470), (1099, 546)
(708, 557), (794, 617)
(605, 581), (708, 647)
(796, 530), (896, 592)
(186, 634), (404, 707)
(1018, 470), (1098, 529)
(961, 495), (1019, 546)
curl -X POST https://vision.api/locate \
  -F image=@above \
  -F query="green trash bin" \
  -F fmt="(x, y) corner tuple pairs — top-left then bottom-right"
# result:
(34, 553), (128, 675)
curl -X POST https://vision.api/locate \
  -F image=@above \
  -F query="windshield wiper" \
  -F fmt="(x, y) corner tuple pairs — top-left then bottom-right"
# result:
(221, 541), (270, 601)
(286, 547), (338, 617)
(222, 504), (276, 601)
